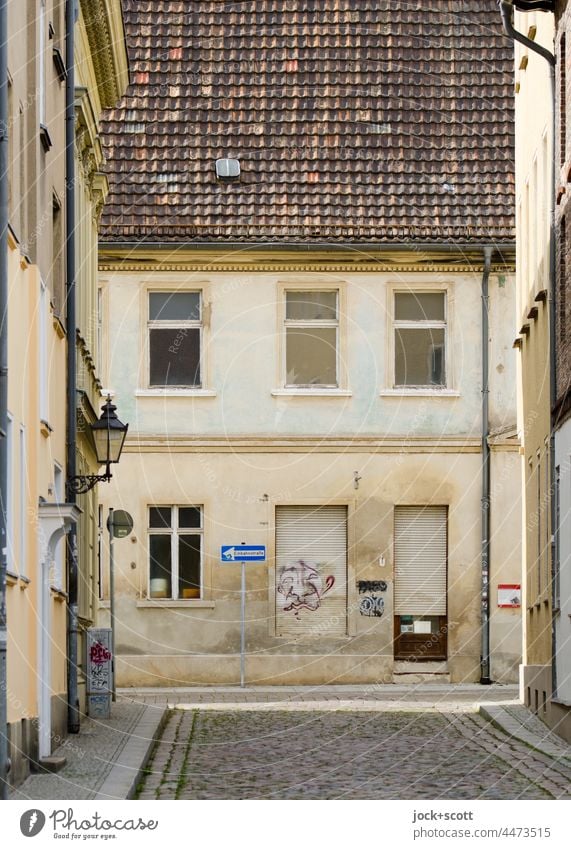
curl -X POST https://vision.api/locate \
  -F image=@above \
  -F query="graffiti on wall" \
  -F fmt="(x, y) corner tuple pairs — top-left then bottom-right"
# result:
(359, 595), (385, 617)
(277, 560), (335, 617)
(357, 580), (387, 594)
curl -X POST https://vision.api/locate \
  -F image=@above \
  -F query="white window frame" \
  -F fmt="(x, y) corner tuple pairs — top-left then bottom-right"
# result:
(146, 290), (203, 389)
(283, 288), (340, 389)
(39, 279), (49, 423)
(19, 425), (27, 578)
(6, 414), (14, 574)
(147, 505), (203, 601)
(39, 0), (46, 127)
(389, 286), (450, 392)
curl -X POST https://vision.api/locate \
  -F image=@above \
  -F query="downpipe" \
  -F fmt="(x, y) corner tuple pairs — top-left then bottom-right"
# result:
(65, 0), (80, 735)
(481, 246), (493, 685)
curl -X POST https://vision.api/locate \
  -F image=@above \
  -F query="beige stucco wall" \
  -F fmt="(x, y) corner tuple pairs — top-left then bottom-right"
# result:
(100, 446), (521, 685)
(513, 11), (555, 694)
(97, 261), (521, 685)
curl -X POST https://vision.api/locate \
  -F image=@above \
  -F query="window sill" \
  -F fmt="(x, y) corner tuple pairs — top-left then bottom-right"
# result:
(135, 389), (217, 398)
(98, 600), (110, 609)
(136, 599), (215, 609)
(271, 388), (352, 397)
(380, 389), (460, 398)
(51, 587), (68, 602)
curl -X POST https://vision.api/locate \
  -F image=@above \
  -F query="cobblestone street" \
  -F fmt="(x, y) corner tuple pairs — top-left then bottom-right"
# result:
(136, 709), (571, 801)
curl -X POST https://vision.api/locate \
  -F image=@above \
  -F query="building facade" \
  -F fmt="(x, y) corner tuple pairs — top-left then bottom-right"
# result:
(507, 0), (571, 742)
(4, 0), (127, 788)
(553, 0), (571, 740)
(98, 1), (521, 687)
(510, 5), (556, 728)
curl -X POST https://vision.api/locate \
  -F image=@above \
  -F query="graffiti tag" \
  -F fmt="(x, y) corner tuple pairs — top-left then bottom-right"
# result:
(359, 595), (385, 617)
(90, 641), (112, 665)
(277, 560), (335, 617)
(358, 580), (387, 594)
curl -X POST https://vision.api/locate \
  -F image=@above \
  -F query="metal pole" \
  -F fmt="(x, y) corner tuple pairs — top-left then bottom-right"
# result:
(0, 0), (9, 800)
(109, 509), (115, 702)
(480, 246), (493, 685)
(240, 561), (245, 688)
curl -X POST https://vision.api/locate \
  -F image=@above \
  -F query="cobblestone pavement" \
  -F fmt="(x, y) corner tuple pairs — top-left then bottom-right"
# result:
(136, 709), (571, 801)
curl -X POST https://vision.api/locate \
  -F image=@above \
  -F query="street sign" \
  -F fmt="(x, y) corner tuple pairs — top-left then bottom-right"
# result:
(221, 545), (266, 562)
(106, 509), (134, 539)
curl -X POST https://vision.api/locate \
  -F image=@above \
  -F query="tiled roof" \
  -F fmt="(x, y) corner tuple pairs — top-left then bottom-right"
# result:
(100, 1), (515, 245)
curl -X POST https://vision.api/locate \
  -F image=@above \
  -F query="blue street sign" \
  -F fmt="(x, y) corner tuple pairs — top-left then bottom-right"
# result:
(221, 545), (266, 562)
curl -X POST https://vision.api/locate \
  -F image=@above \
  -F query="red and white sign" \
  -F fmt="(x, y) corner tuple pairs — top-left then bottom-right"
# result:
(497, 583), (521, 608)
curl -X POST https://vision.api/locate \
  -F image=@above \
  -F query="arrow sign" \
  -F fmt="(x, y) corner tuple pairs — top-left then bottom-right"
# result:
(221, 545), (266, 562)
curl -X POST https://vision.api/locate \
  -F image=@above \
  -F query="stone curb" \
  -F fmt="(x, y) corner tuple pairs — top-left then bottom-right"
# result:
(93, 704), (167, 800)
(478, 703), (571, 762)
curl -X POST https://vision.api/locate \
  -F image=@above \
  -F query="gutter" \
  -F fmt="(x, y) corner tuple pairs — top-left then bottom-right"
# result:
(0, 0), (8, 800)
(98, 240), (516, 257)
(481, 246), (493, 685)
(65, 0), (80, 735)
(499, 1), (558, 697)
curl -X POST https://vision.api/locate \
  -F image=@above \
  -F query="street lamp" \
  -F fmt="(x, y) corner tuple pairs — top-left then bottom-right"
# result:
(67, 396), (129, 495)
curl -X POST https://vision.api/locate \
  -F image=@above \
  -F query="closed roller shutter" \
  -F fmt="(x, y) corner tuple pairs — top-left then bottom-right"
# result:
(275, 505), (347, 637)
(394, 506), (447, 616)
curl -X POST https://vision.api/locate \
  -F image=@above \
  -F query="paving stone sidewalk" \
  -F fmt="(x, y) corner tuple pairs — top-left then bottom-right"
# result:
(10, 700), (164, 801)
(8, 685), (571, 800)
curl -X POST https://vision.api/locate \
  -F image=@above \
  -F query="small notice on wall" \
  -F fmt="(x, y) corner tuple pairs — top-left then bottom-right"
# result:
(497, 584), (521, 608)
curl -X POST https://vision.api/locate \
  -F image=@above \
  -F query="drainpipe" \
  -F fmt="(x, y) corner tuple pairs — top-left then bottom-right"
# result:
(499, 1), (557, 696)
(65, 0), (80, 735)
(0, 0), (8, 800)
(481, 246), (493, 685)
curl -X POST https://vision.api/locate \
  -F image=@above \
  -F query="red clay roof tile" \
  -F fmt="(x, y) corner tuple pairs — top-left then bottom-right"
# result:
(100, 0), (515, 245)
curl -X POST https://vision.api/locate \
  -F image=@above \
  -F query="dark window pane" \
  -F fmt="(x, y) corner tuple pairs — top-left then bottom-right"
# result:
(149, 507), (171, 528)
(395, 293), (445, 322)
(178, 507), (202, 528)
(149, 292), (200, 321)
(179, 534), (201, 598)
(149, 328), (201, 386)
(149, 535), (172, 598)
(286, 327), (337, 385)
(286, 291), (337, 321)
(395, 328), (445, 386)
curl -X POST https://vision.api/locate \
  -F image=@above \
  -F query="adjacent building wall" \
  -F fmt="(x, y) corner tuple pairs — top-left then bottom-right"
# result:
(513, 9), (556, 725)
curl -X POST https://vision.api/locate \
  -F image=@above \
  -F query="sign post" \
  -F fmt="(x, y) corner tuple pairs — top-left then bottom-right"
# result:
(106, 509), (134, 701)
(221, 544), (266, 688)
(240, 557), (246, 688)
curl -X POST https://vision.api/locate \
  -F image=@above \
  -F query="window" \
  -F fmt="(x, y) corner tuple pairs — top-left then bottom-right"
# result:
(393, 292), (446, 387)
(6, 415), (13, 573)
(148, 291), (201, 387)
(19, 425), (27, 577)
(39, 280), (48, 422)
(148, 506), (203, 600)
(284, 290), (338, 387)
(39, 0), (46, 127)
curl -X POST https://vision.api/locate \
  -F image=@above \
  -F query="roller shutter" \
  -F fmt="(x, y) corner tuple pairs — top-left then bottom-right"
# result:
(275, 505), (347, 637)
(394, 506), (447, 616)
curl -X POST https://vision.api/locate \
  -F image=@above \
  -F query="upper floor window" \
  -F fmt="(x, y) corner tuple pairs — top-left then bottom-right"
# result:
(393, 292), (446, 387)
(148, 505), (203, 600)
(284, 290), (338, 387)
(148, 291), (201, 387)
